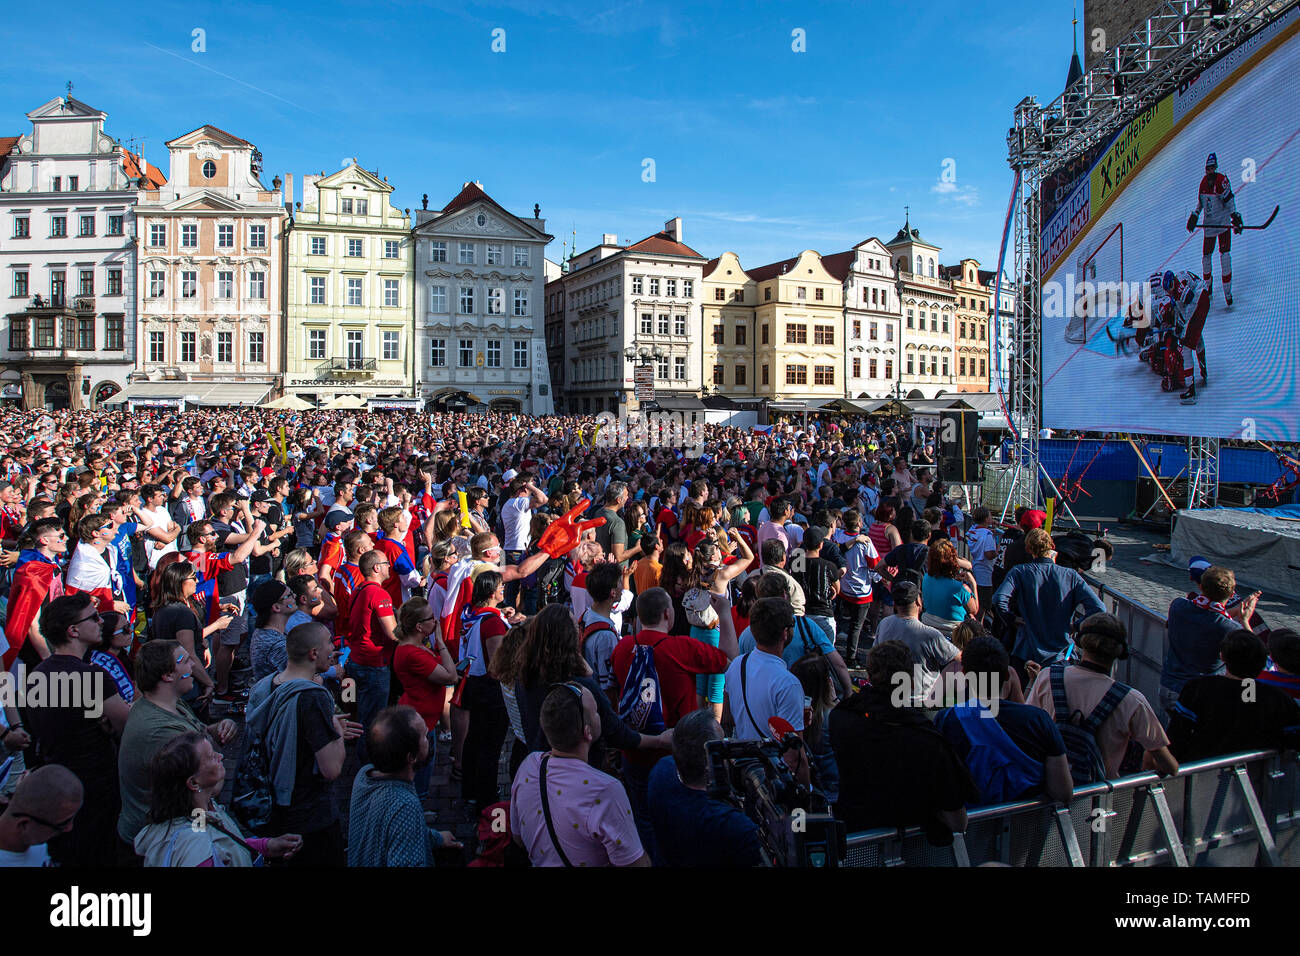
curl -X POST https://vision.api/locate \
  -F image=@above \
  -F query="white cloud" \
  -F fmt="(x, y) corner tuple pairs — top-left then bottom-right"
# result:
(931, 178), (979, 206)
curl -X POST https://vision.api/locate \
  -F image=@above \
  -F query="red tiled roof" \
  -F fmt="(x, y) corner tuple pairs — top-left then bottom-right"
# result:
(702, 256), (721, 277)
(745, 254), (801, 282)
(626, 230), (705, 259)
(0, 136), (19, 161)
(121, 148), (167, 188)
(167, 124), (253, 148)
(441, 181), (490, 215)
(819, 250), (854, 281)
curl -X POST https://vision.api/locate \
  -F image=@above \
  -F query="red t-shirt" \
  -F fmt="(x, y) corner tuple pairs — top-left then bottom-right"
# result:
(611, 628), (730, 763)
(374, 537), (407, 608)
(394, 643), (447, 725)
(347, 581), (395, 667)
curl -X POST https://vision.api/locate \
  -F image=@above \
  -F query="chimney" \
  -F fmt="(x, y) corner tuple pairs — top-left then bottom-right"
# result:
(665, 216), (683, 242)
(302, 175), (318, 208)
(283, 173), (294, 211)
(602, 233), (617, 245)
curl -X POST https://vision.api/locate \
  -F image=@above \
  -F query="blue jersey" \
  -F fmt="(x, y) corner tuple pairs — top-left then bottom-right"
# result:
(111, 523), (139, 612)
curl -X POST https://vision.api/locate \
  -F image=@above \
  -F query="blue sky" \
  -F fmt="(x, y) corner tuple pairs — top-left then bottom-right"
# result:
(1, 0), (1082, 270)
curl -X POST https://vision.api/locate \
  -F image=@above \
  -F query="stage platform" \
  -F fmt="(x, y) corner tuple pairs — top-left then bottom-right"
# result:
(1172, 505), (1300, 603)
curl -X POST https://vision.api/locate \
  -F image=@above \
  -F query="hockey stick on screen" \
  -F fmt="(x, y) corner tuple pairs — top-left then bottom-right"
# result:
(1191, 204), (1279, 230)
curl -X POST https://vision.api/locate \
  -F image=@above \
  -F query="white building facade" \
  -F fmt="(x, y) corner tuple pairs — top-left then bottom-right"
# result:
(413, 182), (553, 414)
(551, 218), (705, 415)
(0, 96), (158, 409)
(833, 237), (902, 400)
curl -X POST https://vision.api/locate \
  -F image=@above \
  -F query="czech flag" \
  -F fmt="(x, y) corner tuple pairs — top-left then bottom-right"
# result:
(752, 425), (773, 436)
(2, 552), (63, 670)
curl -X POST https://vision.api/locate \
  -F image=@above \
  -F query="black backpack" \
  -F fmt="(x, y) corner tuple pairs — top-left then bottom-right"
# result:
(1047, 662), (1130, 784)
(896, 545), (929, 589)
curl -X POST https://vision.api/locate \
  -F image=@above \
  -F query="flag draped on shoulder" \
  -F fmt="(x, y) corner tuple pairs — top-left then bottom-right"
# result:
(65, 543), (119, 611)
(2, 551), (63, 669)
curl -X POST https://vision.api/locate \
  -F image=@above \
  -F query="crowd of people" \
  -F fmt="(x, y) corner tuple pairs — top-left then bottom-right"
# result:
(0, 404), (1293, 868)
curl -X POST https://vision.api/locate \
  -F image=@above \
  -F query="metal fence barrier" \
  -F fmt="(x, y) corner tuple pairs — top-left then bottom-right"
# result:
(842, 749), (1298, 866)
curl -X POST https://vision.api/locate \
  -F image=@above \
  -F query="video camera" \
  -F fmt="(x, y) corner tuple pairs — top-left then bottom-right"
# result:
(706, 721), (845, 867)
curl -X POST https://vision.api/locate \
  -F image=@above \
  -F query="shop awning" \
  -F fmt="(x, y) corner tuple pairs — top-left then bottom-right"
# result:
(649, 394), (705, 411)
(103, 382), (273, 407)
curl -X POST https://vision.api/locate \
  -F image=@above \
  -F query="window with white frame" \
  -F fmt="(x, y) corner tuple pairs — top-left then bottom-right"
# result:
(310, 236), (326, 255)
(310, 276), (326, 304)
(459, 286), (474, 314)
(248, 332), (265, 364)
(513, 341), (527, 368)
(347, 278), (363, 306)
(308, 329), (326, 359)
(458, 242), (474, 264)
(107, 215), (123, 236)
(180, 332), (196, 363)
(487, 288), (504, 315)
(631, 276), (643, 295)
(430, 338), (446, 367)
(430, 284), (447, 312)
(458, 339), (473, 367)
(77, 215), (94, 237)
(78, 270), (93, 296)
(217, 224), (233, 248)
(217, 331), (233, 363)
(656, 356), (669, 379)
(683, 279), (693, 297)
(149, 223), (166, 247)
(657, 314), (669, 335)
(383, 279), (400, 308)
(149, 271), (165, 297)
(649, 277), (660, 296)
(513, 247), (529, 267)
(218, 271), (233, 299)
(382, 330), (399, 360)
(674, 356), (686, 380)
(666, 278), (677, 297)
(513, 289), (528, 316)
(149, 331), (165, 363)
(181, 271), (197, 298)
(430, 241), (447, 262)
(249, 272), (266, 299)
(347, 238), (363, 257)
(486, 243), (503, 265)
(249, 224), (266, 248)
(384, 240), (400, 259)
(107, 269), (122, 296)
(486, 339), (501, 368)
(180, 223), (197, 247)
(640, 313), (652, 335)
(674, 314), (686, 336)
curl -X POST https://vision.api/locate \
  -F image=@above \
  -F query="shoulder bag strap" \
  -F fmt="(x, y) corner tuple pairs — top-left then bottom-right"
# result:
(1049, 663), (1071, 723)
(1083, 681), (1131, 734)
(739, 651), (762, 738)
(539, 754), (574, 868)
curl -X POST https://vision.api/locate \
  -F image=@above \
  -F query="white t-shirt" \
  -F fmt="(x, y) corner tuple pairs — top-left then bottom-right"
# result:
(501, 495), (532, 551)
(0, 843), (51, 867)
(966, 525), (997, 587)
(724, 649), (805, 741)
(147, 504), (178, 569)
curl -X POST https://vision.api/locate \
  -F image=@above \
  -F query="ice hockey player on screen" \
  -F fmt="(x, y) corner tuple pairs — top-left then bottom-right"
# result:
(1186, 152), (1242, 306)
(1161, 268), (1211, 405)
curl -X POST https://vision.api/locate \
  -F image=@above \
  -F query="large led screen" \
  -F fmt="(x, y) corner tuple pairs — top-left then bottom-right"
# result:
(1039, 11), (1299, 441)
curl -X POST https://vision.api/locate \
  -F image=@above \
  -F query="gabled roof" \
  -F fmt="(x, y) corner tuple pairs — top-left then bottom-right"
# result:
(626, 230), (704, 259)
(28, 96), (104, 119)
(441, 181), (490, 215)
(166, 124), (253, 148)
(420, 181), (551, 241)
(316, 162), (390, 192)
(702, 252), (750, 280)
(121, 147), (167, 188)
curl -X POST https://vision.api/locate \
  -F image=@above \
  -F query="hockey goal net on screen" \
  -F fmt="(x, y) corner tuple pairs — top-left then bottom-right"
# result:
(1067, 221), (1124, 344)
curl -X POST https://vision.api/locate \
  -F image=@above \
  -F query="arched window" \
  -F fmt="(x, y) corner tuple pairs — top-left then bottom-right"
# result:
(928, 259), (935, 278)
(915, 255), (923, 274)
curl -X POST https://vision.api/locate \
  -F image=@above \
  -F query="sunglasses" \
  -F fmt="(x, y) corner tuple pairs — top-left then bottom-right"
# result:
(76, 609), (103, 626)
(14, 811), (77, 832)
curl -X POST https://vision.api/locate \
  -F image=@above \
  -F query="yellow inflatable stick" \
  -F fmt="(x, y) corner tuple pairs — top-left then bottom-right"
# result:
(277, 425), (288, 464)
(457, 490), (471, 529)
(1044, 497), (1056, 535)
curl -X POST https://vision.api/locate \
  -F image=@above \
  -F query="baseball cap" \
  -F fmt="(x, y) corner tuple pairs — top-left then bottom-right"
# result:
(1019, 509), (1047, 530)
(324, 509), (354, 531)
(802, 527), (826, 551)
(251, 579), (290, 620)
(250, 489), (273, 504)
(1188, 556), (1212, 582)
(891, 580), (921, 605)
(1075, 612), (1129, 660)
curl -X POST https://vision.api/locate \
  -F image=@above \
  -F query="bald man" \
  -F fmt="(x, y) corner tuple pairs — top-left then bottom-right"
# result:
(0, 764), (85, 867)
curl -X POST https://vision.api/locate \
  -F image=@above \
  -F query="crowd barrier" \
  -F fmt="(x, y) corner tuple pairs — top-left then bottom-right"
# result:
(1083, 572), (1167, 709)
(842, 749), (1299, 866)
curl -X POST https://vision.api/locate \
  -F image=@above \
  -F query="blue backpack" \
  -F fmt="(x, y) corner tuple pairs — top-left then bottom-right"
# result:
(617, 637), (668, 734)
(950, 700), (1045, 804)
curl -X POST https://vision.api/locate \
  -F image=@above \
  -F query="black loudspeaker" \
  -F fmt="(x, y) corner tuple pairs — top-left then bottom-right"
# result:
(938, 409), (981, 483)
